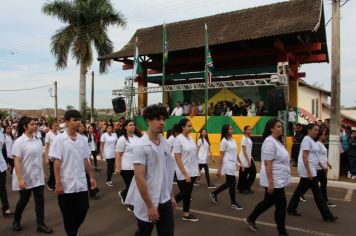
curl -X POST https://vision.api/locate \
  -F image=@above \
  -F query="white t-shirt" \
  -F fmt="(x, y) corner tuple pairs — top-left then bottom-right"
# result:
(125, 134), (175, 222)
(4, 134), (14, 159)
(45, 130), (59, 152)
(298, 135), (319, 177)
(49, 131), (90, 194)
(0, 134), (7, 172)
(260, 136), (291, 188)
(115, 135), (140, 170)
(239, 135), (253, 168)
(173, 134), (199, 180)
(167, 135), (175, 156)
(12, 134), (45, 191)
(171, 107), (183, 116)
(220, 137), (238, 176)
(317, 141), (328, 170)
(100, 132), (118, 159)
(197, 138), (210, 164)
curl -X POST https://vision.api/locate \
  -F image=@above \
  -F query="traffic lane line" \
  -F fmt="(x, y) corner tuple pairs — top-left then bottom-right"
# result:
(343, 189), (353, 202)
(177, 207), (339, 236)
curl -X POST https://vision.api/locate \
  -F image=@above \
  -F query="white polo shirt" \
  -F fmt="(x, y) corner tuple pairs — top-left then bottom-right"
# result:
(239, 135), (253, 168)
(125, 134), (175, 222)
(12, 134), (45, 191)
(220, 137), (238, 176)
(171, 107), (183, 116)
(4, 134), (14, 159)
(100, 132), (118, 159)
(298, 135), (319, 177)
(173, 134), (199, 180)
(0, 134), (7, 172)
(260, 136), (291, 188)
(166, 135), (175, 156)
(88, 133), (96, 152)
(115, 135), (140, 170)
(197, 138), (210, 164)
(317, 141), (328, 170)
(49, 131), (90, 194)
(45, 130), (59, 146)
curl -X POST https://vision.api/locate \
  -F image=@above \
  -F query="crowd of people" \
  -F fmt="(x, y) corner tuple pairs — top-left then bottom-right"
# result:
(0, 104), (350, 236)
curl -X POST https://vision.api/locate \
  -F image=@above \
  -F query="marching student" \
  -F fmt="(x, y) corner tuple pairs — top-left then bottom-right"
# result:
(287, 124), (338, 222)
(237, 126), (256, 194)
(88, 124), (100, 170)
(210, 124), (243, 210)
(49, 110), (97, 236)
(3, 125), (15, 172)
(11, 116), (53, 233)
(44, 120), (60, 191)
(100, 124), (118, 186)
(245, 118), (290, 236)
(196, 128), (215, 188)
(125, 105), (176, 236)
(115, 120), (142, 210)
(0, 131), (13, 217)
(167, 124), (180, 185)
(173, 118), (199, 222)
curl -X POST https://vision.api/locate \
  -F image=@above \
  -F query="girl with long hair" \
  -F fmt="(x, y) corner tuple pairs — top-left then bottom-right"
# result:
(44, 120), (60, 191)
(197, 128), (215, 188)
(100, 124), (118, 187)
(3, 125), (15, 172)
(88, 125), (99, 170)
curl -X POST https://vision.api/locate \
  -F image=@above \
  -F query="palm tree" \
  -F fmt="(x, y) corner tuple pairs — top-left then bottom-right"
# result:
(42, 0), (126, 114)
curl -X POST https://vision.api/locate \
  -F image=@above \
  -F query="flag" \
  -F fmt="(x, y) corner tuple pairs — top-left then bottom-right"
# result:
(163, 23), (168, 65)
(205, 24), (214, 86)
(133, 42), (142, 78)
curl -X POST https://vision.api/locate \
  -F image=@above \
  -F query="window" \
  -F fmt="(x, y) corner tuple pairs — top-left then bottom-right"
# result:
(315, 98), (319, 118)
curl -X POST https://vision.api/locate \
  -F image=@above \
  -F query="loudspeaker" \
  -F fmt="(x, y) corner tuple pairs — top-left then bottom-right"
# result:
(268, 88), (285, 115)
(112, 97), (126, 113)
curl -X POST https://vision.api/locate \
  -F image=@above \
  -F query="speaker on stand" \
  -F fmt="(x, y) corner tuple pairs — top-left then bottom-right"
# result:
(112, 97), (126, 114)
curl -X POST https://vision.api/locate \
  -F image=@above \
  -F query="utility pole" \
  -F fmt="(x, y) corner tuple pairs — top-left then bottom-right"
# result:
(328, 0), (341, 180)
(54, 81), (58, 118)
(91, 71), (95, 123)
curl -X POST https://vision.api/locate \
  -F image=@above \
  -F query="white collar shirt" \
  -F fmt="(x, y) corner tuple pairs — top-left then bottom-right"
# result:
(49, 131), (90, 194)
(197, 138), (210, 164)
(317, 141), (328, 170)
(4, 134), (14, 159)
(125, 134), (175, 222)
(0, 134), (7, 172)
(45, 130), (59, 147)
(298, 135), (319, 177)
(239, 135), (253, 168)
(88, 133), (96, 151)
(100, 132), (118, 159)
(12, 134), (45, 190)
(173, 134), (199, 180)
(115, 135), (140, 170)
(220, 137), (238, 176)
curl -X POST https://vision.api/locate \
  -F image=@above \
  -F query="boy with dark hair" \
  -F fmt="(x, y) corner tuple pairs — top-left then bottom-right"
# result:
(49, 110), (96, 236)
(125, 104), (175, 236)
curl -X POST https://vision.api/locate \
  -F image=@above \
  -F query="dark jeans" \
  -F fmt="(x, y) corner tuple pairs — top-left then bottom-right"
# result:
(91, 151), (98, 167)
(106, 158), (115, 182)
(248, 188), (287, 235)
(212, 174), (237, 205)
(198, 164), (212, 185)
(134, 200), (174, 236)
(58, 191), (89, 236)
(340, 152), (350, 177)
(287, 177), (334, 220)
(317, 169), (328, 202)
(349, 156), (356, 176)
(0, 171), (10, 213)
(47, 160), (55, 189)
(121, 170), (134, 201)
(237, 160), (256, 191)
(175, 176), (197, 213)
(14, 185), (45, 225)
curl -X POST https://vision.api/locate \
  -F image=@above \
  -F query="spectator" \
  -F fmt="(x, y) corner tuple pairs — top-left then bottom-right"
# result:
(231, 98), (239, 116)
(340, 125), (351, 177)
(182, 101), (191, 116)
(240, 101), (248, 116)
(255, 101), (266, 116)
(208, 103), (215, 116)
(288, 106), (296, 135)
(189, 101), (199, 116)
(291, 123), (304, 167)
(225, 106), (233, 116)
(348, 130), (356, 180)
(197, 101), (204, 116)
(171, 101), (183, 116)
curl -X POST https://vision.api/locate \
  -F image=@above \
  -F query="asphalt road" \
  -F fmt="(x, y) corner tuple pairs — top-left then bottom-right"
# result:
(0, 161), (355, 236)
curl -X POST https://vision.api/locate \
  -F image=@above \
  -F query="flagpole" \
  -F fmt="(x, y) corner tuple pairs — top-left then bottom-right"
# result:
(204, 24), (209, 128)
(162, 23), (166, 104)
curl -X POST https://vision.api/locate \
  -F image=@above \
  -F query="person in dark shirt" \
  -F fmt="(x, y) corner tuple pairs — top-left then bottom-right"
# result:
(347, 130), (356, 179)
(291, 123), (304, 167)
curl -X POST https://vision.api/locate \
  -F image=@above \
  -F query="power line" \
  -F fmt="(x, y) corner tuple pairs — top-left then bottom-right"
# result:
(326, 0), (352, 26)
(0, 84), (52, 92)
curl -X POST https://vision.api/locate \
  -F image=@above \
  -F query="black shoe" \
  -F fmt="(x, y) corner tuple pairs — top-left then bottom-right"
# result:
(37, 224), (53, 234)
(287, 211), (302, 216)
(245, 217), (257, 231)
(210, 192), (218, 204)
(182, 214), (199, 222)
(324, 216), (338, 222)
(239, 190), (249, 194)
(12, 222), (22, 231)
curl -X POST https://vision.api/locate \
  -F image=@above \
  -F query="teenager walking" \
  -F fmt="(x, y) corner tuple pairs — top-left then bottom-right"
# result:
(100, 125), (118, 186)
(197, 129), (215, 188)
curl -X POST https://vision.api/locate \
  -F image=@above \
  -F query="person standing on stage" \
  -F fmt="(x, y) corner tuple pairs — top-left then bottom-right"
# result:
(196, 128), (215, 188)
(287, 124), (338, 222)
(237, 125), (256, 194)
(49, 110), (96, 236)
(100, 124), (118, 187)
(11, 116), (53, 233)
(44, 120), (60, 191)
(210, 124), (243, 210)
(115, 120), (141, 210)
(245, 118), (290, 235)
(173, 118), (199, 222)
(125, 105), (176, 236)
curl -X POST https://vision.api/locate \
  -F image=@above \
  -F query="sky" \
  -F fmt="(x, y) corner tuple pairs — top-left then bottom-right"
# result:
(0, 0), (355, 110)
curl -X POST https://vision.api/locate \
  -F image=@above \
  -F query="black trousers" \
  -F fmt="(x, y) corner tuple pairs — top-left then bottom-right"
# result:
(340, 152), (350, 177)
(237, 160), (256, 191)
(106, 158), (115, 182)
(0, 171), (10, 213)
(198, 164), (212, 185)
(134, 200), (174, 236)
(175, 176), (197, 213)
(121, 170), (134, 201)
(14, 185), (45, 225)
(47, 160), (55, 189)
(91, 151), (98, 167)
(212, 174), (237, 205)
(300, 170), (329, 202)
(248, 188), (287, 235)
(287, 177), (334, 219)
(58, 191), (89, 236)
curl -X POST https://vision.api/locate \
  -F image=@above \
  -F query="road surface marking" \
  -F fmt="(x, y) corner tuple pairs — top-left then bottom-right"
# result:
(343, 189), (353, 202)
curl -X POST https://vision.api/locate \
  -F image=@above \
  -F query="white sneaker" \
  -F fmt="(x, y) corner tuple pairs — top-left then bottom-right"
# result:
(348, 171), (352, 178)
(118, 191), (125, 205)
(106, 181), (114, 187)
(351, 175), (356, 180)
